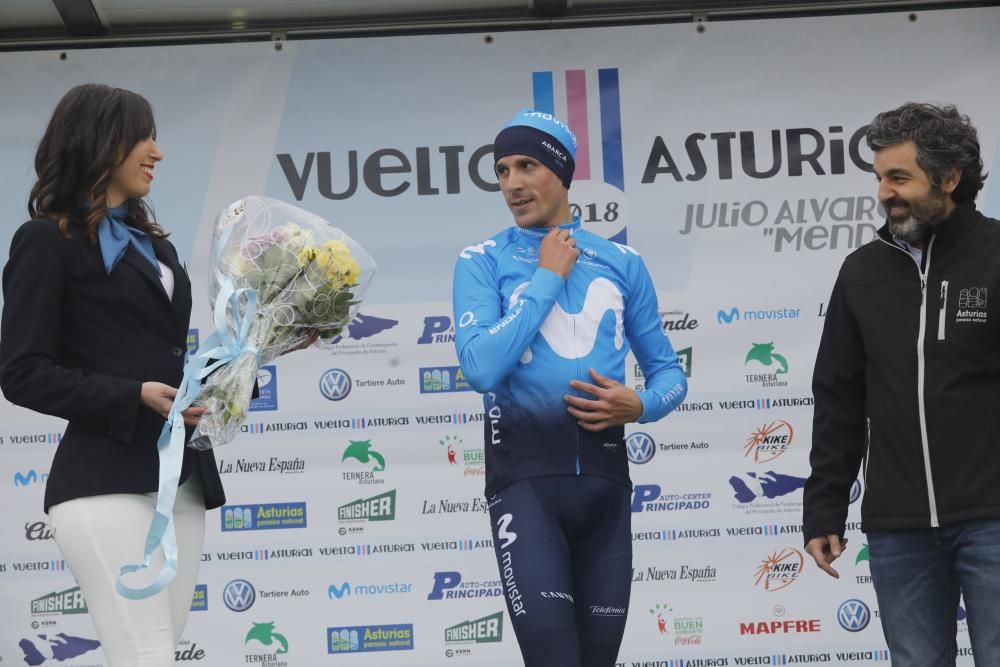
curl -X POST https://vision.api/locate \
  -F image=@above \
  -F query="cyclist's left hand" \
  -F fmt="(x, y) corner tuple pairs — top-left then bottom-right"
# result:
(564, 368), (643, 432)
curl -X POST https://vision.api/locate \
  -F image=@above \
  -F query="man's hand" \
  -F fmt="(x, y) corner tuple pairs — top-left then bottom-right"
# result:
(140, 382), (206, 426)
(564, 368), (644, 432)
(805, 534), (849, 578)
(539, 228), (579, 279)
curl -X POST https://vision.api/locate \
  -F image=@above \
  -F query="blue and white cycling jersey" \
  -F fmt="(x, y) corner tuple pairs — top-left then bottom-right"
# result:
(453, 217), (687, 496)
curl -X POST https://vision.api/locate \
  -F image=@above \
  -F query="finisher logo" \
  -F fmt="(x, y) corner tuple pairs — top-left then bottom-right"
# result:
(445, 611), (504, 644)
(31, 587), (87, 616)
(338, 490), (396, 522)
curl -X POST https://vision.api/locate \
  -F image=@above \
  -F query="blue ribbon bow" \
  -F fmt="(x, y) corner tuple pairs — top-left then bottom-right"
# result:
(117, 227), (260, 599)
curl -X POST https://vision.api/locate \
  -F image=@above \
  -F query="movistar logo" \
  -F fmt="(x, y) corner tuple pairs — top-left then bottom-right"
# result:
(511, 278), (624, 363)
(329, 582), (351, 599)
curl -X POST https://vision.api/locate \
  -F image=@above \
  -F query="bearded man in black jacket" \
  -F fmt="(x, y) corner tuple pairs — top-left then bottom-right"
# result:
(804, 102), (1000, 665)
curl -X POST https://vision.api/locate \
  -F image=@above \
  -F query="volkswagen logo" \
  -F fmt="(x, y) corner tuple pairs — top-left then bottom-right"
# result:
(836, 598), (871, 632)
(223, 579), (256, 612)
(849, 478), (863, 504)
(320, 369), (352, 401)
(626, 432), (656, 465)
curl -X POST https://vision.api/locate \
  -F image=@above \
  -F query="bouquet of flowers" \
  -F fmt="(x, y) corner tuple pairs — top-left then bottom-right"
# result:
(186, 196), (376, 449)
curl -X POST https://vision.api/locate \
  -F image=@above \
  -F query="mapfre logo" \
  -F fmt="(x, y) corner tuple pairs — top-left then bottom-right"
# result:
(754, 548), (804, 592)
(744, 421), (793, 463)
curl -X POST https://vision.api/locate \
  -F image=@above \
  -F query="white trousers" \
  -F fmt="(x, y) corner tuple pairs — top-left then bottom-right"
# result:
(49, 477), (206, 667)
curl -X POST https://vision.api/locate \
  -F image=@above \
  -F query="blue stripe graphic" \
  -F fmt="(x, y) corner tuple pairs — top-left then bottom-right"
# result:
(598, 68), (625, 191)
(532, 71), (555, 114)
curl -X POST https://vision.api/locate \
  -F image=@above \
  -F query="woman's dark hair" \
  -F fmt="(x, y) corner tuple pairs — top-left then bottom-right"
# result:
(866, 102), (986, 204)
(28, 83), (166, 241)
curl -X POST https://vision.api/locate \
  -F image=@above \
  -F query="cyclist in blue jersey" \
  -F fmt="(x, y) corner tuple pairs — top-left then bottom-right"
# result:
(452, 109), (687, 667)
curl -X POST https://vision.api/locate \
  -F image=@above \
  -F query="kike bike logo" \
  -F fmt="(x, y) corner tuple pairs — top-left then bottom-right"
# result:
(754, 548), (804, 591)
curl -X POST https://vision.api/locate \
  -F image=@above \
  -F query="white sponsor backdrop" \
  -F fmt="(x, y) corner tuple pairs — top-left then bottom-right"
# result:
(2, 7), (1000, 666)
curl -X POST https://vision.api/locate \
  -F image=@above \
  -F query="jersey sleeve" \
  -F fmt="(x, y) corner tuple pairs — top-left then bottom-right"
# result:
(452, 248), (564, 393)
(622, 252), (687, 422)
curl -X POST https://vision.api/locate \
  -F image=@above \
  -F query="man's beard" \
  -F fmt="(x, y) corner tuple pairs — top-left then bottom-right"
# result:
(885, 186), (948, 244)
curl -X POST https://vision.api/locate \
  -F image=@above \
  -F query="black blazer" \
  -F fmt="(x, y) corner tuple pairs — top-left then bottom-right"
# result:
(0, 215), (225, 512)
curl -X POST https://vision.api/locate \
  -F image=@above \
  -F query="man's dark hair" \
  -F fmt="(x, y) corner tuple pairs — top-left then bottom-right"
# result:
(866, 102), (986, 204)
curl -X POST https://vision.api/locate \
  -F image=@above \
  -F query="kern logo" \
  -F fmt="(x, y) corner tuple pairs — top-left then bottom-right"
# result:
(221, 502), (307, 531)
(754, 548), (804, 592)
(223, 579), (256, 612)
(418, 316), (455, 344)
(339, 490), (396, 523)
(14, 469), (48, 487)
(31, 586), (87, 616)
(327, 624), (415, 654)
(744, 421), (793, 463)
(626, 432), (656, 465)
(717, 306), (802, 325)
(532, 67), (627, 244)
(837, 599), (871, 632)
(320, 368), (352, 401)
(445, 612), (504, 644)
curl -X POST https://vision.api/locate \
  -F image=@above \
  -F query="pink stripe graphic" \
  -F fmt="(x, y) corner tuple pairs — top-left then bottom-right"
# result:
(565, 70), (590, 180)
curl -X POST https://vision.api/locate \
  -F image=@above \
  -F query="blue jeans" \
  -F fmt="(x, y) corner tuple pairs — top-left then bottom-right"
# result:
(868, 519), (1000, 666)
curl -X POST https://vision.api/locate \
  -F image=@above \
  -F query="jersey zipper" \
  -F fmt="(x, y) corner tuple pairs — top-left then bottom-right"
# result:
(877, 235), (940, 527)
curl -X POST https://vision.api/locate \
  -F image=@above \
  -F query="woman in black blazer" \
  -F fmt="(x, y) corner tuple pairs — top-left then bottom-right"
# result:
(1, 84), (222, 666)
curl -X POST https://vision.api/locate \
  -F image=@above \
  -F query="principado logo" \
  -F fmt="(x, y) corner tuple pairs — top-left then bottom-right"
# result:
(626, 432), (656, 464)
(418, 316), (455, 344)
(320, 369), (352, 401)
(837, 599), (871, 632)
(223, 579), (256, 612)
(754, 548), (804, 592)
(744, 421), (793, 463)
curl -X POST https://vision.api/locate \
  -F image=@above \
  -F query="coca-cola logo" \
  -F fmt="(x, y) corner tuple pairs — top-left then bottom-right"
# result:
(25, 521), (54, 541)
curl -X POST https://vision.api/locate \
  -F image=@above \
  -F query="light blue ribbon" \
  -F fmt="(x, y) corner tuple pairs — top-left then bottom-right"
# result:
(118, 228), (261, 599)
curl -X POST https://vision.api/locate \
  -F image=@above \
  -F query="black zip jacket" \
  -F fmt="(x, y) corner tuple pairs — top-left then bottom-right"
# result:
(804, 201), (1000, 542)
